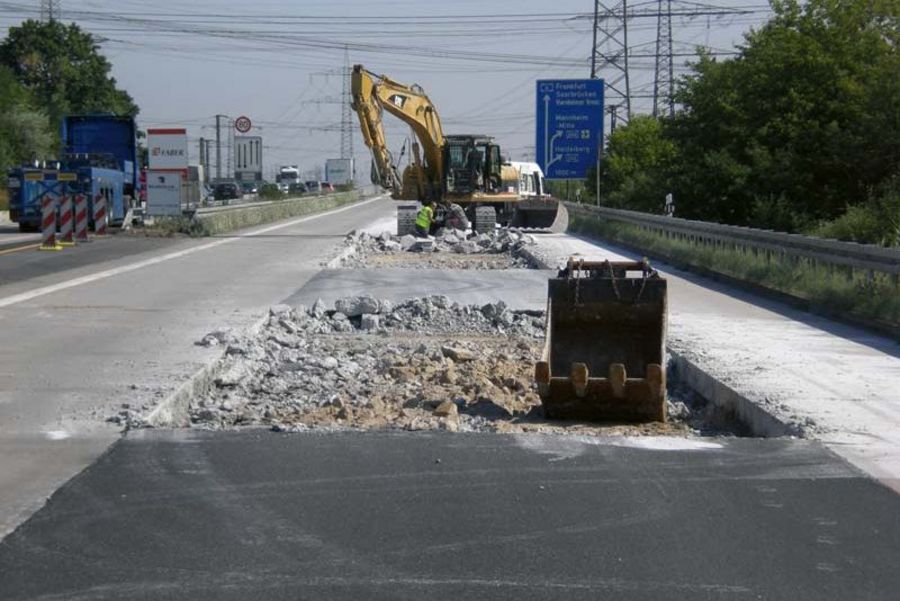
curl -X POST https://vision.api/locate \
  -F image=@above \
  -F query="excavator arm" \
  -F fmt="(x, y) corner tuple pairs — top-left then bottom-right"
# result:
(351, 65), (445, 199)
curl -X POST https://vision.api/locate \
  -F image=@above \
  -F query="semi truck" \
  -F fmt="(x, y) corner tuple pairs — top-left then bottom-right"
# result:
(61, 114), (140, 202)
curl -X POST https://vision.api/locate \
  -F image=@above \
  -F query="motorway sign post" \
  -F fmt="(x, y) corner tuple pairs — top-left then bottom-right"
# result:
(535, 79), (604, 180)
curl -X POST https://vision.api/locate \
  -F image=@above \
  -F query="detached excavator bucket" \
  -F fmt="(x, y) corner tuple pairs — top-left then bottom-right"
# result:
(535, 258), (668, 423)
(510, 198), (569, 233)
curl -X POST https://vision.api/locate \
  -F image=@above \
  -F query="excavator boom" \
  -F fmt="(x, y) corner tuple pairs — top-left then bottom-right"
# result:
(351, 65), (444, 198)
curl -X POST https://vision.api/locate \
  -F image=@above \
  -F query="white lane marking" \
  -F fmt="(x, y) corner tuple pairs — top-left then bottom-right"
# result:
(0, 196), (386, 309)
(44, 430), (70, 440)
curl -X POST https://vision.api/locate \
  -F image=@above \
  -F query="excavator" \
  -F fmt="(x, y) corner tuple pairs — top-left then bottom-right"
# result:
(352, 65), (668, 424)
(350, 64), (568, 234)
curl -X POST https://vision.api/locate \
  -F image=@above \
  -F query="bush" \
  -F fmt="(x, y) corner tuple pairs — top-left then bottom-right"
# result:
(258, 183), (283, 200)
(809, 178), (900, 247)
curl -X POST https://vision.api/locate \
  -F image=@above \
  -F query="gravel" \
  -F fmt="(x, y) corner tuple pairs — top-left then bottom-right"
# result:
(337, 227), (539, 269)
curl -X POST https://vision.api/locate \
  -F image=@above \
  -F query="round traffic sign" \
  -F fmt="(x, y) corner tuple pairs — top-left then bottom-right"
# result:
(234, 115), (252, 133)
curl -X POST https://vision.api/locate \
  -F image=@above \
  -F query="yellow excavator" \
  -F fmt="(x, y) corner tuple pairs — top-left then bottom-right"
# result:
(353, 65), (667, 424)
(351, 64), (567, 234)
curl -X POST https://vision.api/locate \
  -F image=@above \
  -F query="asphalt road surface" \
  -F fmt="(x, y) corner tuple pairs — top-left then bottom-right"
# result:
(1, 430), (898, 601)
(0, 196), (391, 537)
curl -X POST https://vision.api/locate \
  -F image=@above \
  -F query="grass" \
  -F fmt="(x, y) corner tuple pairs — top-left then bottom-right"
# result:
(143, 216), (206, 237)
(568, 213), (900, 336)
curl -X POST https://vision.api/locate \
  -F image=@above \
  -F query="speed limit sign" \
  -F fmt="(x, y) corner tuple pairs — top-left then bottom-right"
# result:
(234, 115), (252, 133)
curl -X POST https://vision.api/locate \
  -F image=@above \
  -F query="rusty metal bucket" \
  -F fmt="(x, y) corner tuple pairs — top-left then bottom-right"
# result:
(510, 198), (569, 232)
(535, 258), (668, 422)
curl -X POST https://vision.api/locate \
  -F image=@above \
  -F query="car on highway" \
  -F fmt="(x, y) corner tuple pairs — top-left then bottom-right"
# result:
(240, 182), (258, 195)
(213, 182), (241, 202)
(288, 182), (308, 195)
(320, 182), (335, 193)
(305, 180), (321, 194)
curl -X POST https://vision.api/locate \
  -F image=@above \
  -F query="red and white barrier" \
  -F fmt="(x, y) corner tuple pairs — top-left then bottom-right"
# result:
(58, 194), (75, 246)
(38, 194), (62, 251)
(74, 194), (89, 242)
(92, 193), (107, 236)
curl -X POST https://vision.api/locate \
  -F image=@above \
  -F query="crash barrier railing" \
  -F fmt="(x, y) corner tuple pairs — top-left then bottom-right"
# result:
(565, 202), (900, 286)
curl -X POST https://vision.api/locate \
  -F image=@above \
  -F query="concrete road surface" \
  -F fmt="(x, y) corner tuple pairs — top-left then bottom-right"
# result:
(530, 233), (900, 490)
(0, 196), (392, 537)
(1, 430), (898, 601)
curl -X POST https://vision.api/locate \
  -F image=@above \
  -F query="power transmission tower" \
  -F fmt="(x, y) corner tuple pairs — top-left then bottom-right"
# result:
(652, 0), (675, 117)
(340, 47), (354, 161)
(40, 0), (60, 22)
(590, 0), (631, 121)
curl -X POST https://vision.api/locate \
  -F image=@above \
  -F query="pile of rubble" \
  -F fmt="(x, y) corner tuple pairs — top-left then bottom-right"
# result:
(175, 295), (690, 437)
(336, 227), (539, 269)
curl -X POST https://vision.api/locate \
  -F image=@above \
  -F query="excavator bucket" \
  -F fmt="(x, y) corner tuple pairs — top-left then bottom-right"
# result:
(510, 199), (569, 233)
(535, 258), (668, 423)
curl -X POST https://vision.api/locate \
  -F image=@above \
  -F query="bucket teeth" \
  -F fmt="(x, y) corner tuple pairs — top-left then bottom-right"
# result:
(646, 363), (664, 400)
(571, 362), (589, 397)
(535, 361), (551, 396)
(609, 363), (626, 399)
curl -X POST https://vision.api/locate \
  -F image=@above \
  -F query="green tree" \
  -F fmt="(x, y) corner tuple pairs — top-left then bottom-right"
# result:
(594, 0), (900, 240)
(0, 65), (54, 185)
(595, 115), (676, 212)
(0, 20), (138, 128)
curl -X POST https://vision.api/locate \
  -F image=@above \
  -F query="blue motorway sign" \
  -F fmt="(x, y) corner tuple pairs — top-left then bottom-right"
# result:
(535, 79), (604, 179)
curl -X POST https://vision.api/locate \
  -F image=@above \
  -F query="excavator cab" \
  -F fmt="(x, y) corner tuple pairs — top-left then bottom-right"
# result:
(443, 135), (502, 196)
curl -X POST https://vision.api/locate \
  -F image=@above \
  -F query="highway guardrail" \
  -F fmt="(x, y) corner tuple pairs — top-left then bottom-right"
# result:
(566, 202), (900, 283)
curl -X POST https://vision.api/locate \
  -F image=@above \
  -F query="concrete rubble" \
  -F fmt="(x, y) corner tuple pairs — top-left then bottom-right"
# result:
(337, 227), (539, 269)
(138, 295), (725, 437)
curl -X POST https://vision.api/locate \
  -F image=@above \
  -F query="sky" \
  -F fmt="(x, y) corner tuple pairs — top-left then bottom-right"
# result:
(0, 0), (774, 182)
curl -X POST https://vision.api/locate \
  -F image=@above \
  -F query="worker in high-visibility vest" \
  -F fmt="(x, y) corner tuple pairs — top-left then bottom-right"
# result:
(415, 200), (436, 238)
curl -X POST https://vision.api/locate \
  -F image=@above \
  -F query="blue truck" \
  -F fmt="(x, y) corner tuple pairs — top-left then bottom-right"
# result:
(6, 164), (124, 232)
(7, 114), (139, 232)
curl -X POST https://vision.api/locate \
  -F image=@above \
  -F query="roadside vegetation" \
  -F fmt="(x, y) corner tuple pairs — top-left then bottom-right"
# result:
(0, 20), (137, 186)
(580, 0), (900, 247)
(569, 213), (900, 334)
(258, 183), (284, 201)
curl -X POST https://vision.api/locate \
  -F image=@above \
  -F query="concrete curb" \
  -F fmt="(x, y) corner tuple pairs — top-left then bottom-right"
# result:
(667, 351), (797, 438)
(517, 246), (557, 270)
(527, 238), (796, 438)
(194, 191), (361, 236)
(144, 315), (270, 428)
(323, 241), (357, 269)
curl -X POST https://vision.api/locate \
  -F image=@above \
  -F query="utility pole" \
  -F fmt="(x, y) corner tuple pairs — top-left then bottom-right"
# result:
(40, 0), (60, 22)
(653, 0), (675, 117)
(199, 137), (205, 181)
(215, 114), (225, 181)
(340, 46), (354, 161)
